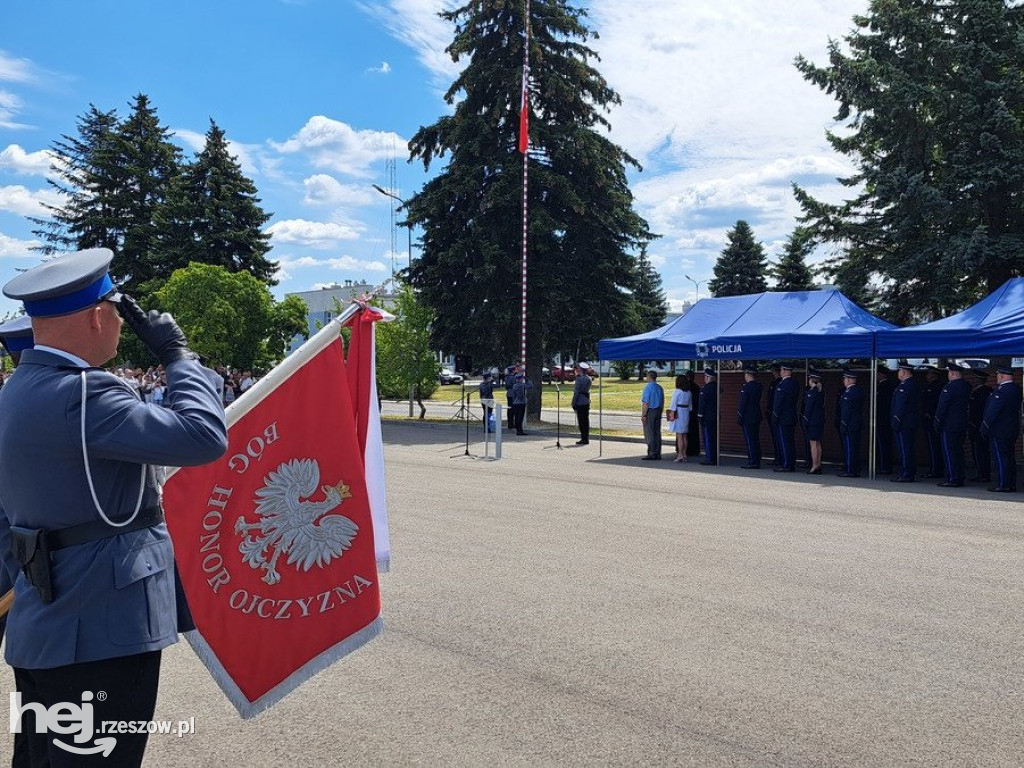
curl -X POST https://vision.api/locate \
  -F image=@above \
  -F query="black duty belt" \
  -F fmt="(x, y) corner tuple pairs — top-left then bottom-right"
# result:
(45, 507), (165, 551)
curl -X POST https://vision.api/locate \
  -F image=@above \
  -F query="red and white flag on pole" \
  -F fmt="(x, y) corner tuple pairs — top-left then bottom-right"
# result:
(162, 304), (386, 718)
(518, 65), (530, 154)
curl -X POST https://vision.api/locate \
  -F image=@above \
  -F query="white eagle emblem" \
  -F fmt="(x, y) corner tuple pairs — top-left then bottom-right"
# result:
(235, 458), (359, 585)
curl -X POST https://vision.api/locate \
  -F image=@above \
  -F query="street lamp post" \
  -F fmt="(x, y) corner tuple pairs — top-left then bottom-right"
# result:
(684, 274), (707, 303)
(372, 184), (412, 272)
(373, 184), (416, 417)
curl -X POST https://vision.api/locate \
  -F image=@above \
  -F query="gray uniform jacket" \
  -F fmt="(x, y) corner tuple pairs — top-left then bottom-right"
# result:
(0, 349), (227, 669)
(572, 373), (592, 408)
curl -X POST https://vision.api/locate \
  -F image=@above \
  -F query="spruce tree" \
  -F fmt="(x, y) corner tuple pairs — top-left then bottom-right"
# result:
(405, 0), (654, 407)
(153, 120), (276, 285)
(772, 227), (816, 291)
(708, 220), (768, 297)
(30, 105), (121, 254)
(633, 246), (668, 331)
(795, 0), (1024, 320)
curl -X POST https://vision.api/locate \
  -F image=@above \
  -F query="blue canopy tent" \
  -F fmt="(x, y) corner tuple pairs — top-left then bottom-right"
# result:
(596, 288), (896, 475)
(599, 288), (896, 361)
(876, 277), (1024, 357)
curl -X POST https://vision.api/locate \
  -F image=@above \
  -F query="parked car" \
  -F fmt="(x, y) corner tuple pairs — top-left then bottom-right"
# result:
(438, 368), (464, 385)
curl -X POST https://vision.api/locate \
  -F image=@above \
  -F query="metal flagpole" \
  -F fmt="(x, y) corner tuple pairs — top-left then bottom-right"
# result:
(869, 359), (878, 479)
(519, 0), (530, 375)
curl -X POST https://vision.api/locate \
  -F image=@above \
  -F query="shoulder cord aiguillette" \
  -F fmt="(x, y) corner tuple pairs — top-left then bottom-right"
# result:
(80, 371), (146, 527)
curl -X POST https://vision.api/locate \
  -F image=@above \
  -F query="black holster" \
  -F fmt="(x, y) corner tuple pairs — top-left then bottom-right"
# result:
(10, 526), (54, 604)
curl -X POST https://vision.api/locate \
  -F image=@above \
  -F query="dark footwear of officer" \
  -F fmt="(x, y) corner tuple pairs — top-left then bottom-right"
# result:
(937, 481), (964, 487)
(892, 477), (914, 483)
(575, 440), (589, 445)
(987, 486), (1014, 492)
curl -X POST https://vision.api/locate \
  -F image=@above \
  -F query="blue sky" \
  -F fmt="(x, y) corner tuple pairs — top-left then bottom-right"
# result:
(0, 0), (865, 317)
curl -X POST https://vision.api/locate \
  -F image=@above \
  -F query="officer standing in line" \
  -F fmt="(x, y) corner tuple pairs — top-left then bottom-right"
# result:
(875, 364), (896, 475)
(510, 370), (532, 435)
(698, 367), (719, 465)
(737, 363), (763, 469)
(0, 249), (228, 768)
(837, 369), (864, 477)
(967, 368), (993, 483)
(920, 365), (944, 477)
(571, 362), (592, 445)
(800, 369), (825, 475)
(980, 365), (1022, 492)
(765, 363), (782, 465)
(772, 363), (800, 472)
(890, 363), (921, 482)
(504, 365), (518, 430)
(934, 361), (972, 487)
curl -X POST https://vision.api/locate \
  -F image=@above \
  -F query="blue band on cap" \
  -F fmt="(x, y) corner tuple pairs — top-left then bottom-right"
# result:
(22, 274), (114, 317)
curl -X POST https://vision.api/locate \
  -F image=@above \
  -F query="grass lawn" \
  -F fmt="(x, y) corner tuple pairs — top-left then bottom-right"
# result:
(430, 377), (652, 412)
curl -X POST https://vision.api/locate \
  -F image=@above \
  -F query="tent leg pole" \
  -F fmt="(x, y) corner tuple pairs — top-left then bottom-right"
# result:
(869, 359), (877, 480)
(716, 359), (721, 466)
(598, 360), (603, 459)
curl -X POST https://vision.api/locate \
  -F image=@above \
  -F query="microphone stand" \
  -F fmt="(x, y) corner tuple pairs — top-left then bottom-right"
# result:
(450, 383), (472, 459)
(545, 380), (563, 450)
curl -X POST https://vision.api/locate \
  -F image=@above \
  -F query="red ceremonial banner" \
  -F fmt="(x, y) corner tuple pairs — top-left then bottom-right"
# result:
(162, 334), (382, 718)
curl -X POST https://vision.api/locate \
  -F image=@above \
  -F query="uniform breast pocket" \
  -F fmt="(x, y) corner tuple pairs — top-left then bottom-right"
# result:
(108, 541), (175, 646)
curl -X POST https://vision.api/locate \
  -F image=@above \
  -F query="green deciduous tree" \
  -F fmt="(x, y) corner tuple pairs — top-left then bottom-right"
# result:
(154, 263), (304, 370)
(772, 227), (816, 291)
(153, 120), (276, 285)
(708, 220), (768, 297)
(795, 0), (1024, 320)
(374, 286), (439, 417)
(405, 0), (654, 413)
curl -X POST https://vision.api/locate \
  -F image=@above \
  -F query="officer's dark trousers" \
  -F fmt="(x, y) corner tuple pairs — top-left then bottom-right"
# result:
(970, 432), (991, 480)
(767, 417), (780, 464)
(13, 651), (161, 768)
(941, 430), (966, 483)
(875, 426), (893, 473)
(701, 420), (718, 464)
(741, 422), (761, 466)
(841, 430), (861, 475)
(574, 405), (590, 443)
(991, 437), (1018, 490)
(511, 404), (526, 434)
(777, 424), (796, 470)
(895, 428), (916, 479)
(506, 398), (514, 429)
(924, 420), (942, 475)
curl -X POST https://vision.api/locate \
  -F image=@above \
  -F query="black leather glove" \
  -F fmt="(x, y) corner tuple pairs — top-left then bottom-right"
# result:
(118, 295), (195, 366)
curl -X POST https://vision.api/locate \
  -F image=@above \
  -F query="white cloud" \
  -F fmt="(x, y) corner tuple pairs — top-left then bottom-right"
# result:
(0, 145), (54, 175)
(170, 128), (269, 179)
(302, 174), (377, 207)
(275, 252), (389, 281)
(0, 184), (61, 217)
(356, 1), (461, 88)
(266, 218), (362, 248)
(0, 51), (36, 84)
(366, 61), (392, 74)
(0, 232), (41, 258)
(272, 116), (406, 178)
(0, 90), (27, 130)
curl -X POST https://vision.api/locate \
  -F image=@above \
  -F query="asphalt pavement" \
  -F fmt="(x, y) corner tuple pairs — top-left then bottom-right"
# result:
(2, 419), (1021, 766)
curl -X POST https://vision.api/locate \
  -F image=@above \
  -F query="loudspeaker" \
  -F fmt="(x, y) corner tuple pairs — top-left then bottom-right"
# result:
(454, 354), (472, 373)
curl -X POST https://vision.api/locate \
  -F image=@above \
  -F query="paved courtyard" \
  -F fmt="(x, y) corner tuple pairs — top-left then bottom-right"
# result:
(3, 420), (1022, 766)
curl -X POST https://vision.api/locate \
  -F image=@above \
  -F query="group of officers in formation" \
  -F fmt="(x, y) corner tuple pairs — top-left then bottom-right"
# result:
(643, 360), (1022, 493)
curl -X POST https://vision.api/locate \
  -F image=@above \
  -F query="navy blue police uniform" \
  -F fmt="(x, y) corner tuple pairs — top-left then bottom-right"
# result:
(0, 249), (227, 768)
(765, 365), (781, 464)
(801, 380), (825, 440)
(698, 370), (718, 465)
(837, 373), (864, 477)
(920, 368), (944, 476)
(934, 363), (972, 486)
(772, 366), (800, 472)
(875, 370), (896, 474)
(968, 372), (992, 482)
(980, 366), (1022, 492)
(890, 365), (921, 481)
(737, 365), (763, 469)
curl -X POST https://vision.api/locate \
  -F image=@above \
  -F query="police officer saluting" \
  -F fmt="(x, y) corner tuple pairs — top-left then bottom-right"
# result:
(0, 249), (227, 768)
(980, 365), (1022, 492)
(890, 363), (921, 482)
(698, 367), (718, 465)
(772, 363), (799, 472)
(934, 361), (971, 487)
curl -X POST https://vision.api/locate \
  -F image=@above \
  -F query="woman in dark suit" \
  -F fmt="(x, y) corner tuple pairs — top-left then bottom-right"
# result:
(801, 370), (826, 474)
